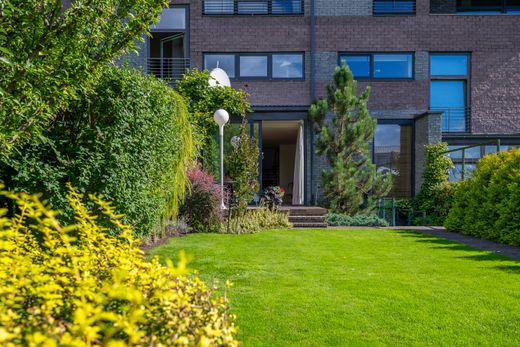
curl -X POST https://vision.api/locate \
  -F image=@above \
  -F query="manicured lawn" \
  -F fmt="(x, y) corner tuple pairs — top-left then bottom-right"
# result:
(150, 229), (520, 346)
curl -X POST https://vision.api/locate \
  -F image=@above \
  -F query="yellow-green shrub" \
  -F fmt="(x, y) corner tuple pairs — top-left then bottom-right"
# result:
(445, 148), (520, 246)
(223, 208), (291, 234)
(0, 185), (238, 346)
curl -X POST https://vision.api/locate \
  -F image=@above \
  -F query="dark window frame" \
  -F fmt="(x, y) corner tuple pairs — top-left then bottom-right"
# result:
(373, 0), (417, 16)
(338, 52), (415, 81)
(203, 52), (306, 81)
(456, 0), (520, 14)
(429, 52), (472, 133)
(202, 0), (304, 16)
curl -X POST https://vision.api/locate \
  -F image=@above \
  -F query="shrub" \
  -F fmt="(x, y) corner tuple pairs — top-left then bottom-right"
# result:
(223, 208), (291, 234)
(0, 185), (238, 346)
(0, 65), (194, 237)
(262, 186), (285, 209)
(445, 148), (520, 246)
(180, 166), (223, 233)
(327, 213), (390, 227)
(413, 143), (457, 225)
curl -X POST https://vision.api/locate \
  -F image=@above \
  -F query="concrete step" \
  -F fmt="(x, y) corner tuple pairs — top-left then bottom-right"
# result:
(292, 222), (328, 228)
(284, 207), (327, 217)
(288, 215), (327, 223)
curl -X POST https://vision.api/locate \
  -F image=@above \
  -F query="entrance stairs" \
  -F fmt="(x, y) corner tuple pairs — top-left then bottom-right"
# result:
(280, 206), (328, 228)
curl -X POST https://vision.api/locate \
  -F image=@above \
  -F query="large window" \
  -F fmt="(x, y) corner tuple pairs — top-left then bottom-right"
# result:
(374, 123), (413, 197)
(339, 53), (414, 79)
(151, 8), (186, 30)
(373, 0), (416, 15)
(456, 0), (520, 14)
(204, 53), (304, 80)
(429, 54), (470, 133)
(203, 0), (303, 15)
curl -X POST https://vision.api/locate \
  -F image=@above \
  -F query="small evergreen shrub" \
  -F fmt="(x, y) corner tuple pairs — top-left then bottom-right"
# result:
(0, 186), (238, 346)
(327, 213), (389, 227)
(413, 143), (457, 225)
(445, 148), (520, 246)
(224, 208), (291, 234)
(180, 166), (223, 233)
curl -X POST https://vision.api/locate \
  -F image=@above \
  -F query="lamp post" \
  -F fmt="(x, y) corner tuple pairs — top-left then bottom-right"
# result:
(213, 109), (229, 210)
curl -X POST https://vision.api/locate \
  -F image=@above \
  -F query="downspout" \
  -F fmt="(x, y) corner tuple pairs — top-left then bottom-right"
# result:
(309, 0), (316, 205)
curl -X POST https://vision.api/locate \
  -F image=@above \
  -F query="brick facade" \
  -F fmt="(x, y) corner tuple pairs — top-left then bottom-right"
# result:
(152, 0), (520, 202)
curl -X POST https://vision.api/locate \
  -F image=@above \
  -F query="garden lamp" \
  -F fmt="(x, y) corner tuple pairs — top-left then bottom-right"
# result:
(213, 109), (229, 210)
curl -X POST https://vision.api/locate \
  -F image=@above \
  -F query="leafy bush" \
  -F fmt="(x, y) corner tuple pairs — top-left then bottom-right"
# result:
(0, 0), (167, 154)
(223, 208), (291, 234)
(262, 186), (285, 209)
(445, 148), (520, 246)
(176, 69), (251, 174)
(413, 143), (457, 225)
(327, 213), (389, 227)
(0, 65), (194, 237)
(0, 186), (238, 346)
(180, 166), (223, 233)
(226, 121), (259, 212)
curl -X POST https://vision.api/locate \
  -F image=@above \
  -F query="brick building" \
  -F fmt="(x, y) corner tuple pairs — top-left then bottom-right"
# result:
(130, 0), (520, 205)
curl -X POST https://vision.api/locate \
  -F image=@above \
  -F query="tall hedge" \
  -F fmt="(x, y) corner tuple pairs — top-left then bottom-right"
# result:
(445, 148), (520, 246)
(0, 64), (194, 237)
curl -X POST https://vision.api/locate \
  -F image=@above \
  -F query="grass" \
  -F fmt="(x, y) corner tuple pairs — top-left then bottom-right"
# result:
(149, 229), (520, 346)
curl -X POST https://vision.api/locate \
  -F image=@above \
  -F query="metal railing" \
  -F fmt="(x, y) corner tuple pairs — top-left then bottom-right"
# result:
(119, 57), (190, 85)
(373, 0), (416, 15)
(202, 0), (304, 15)
(430, 107), (470, 133)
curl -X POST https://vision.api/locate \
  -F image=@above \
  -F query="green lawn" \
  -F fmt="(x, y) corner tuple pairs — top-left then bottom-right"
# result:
(150, 229), (520, 346)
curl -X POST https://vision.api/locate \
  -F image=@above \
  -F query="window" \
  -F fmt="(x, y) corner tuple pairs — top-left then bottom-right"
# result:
(151, 8), (186, 30)
(240, 56), (268, 77)
(203, 53), (304, 80)
(373, 0), (416, 15)
(203, 0), (303, 15)
(272, 54), (303, 78)
(429, 53), (470, 133)
(430, 55), (468, 76)
(373, 54), (413, 78)
(204, 54), (236, 78)
(374, 123), (413, 197)
(204, 0), (234, 14)
(456, 0), (520, 13)
(339, 53), (414, 79)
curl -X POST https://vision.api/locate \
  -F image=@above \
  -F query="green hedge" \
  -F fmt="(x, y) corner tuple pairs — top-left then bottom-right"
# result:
(0, 65), (194, 237)
(327, 213), (389, 227)
(445, 148), (520, 246)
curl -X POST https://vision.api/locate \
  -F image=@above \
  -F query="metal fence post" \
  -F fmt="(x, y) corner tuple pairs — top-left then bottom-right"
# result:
(461, 148), (466, 181)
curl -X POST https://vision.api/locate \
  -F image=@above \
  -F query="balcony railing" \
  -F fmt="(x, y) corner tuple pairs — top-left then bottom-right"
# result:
(430, 107), (470, 133)
(119, 57), (190, 85)
(373, 0), (416, 15)
(202, 0), (304, 15)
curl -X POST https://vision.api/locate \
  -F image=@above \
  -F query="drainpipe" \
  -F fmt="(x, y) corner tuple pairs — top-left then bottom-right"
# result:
(309, 0), (316, 205)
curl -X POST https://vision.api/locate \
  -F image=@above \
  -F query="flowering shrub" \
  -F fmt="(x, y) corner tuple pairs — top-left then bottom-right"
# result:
(180, 166), (223, 233)
(262, 186), (285, 209)
(0, 185), (238, 346)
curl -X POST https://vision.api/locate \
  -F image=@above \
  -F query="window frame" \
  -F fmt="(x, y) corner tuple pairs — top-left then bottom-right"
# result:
(338, 52), (415, 81)
(456, 0), (520, 14)
(202, 0), (304, 16)
(203, 52), (305, 81)
(373, 0), (417, 16)
(429, 52), (472, 133)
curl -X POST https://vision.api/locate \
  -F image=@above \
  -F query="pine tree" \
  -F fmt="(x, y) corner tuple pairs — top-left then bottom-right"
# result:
(310, 63), (392, 214)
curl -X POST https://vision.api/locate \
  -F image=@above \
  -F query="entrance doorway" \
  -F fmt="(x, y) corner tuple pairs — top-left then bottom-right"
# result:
(261, 121), (304, 205)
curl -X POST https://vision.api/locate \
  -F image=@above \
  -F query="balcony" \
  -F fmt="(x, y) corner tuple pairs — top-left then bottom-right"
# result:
(430, 107), (470, 133)
(120, 57), (190, 85)
(373, 0), (416, 15)
(202, 0), (304, 15)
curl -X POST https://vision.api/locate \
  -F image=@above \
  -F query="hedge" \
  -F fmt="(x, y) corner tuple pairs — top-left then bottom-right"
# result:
(0, 186), (238, 346)
(445, 148), (520, 246)
(327, 213), (389, 227)
(0, 65), (194, 237)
